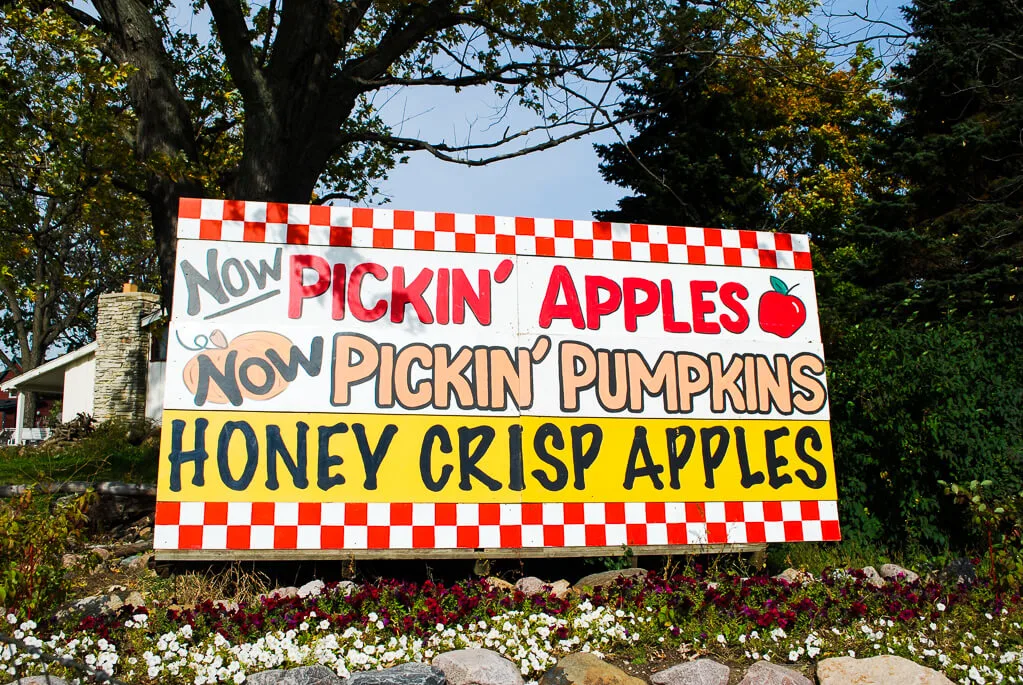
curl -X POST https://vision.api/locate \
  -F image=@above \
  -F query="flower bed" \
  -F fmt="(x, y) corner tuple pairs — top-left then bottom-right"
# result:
(3, 570), (1022, 684)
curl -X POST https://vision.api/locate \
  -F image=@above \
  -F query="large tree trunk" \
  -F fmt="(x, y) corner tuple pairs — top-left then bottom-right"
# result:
(91, 0), (203, 312)
(150, 178), (204, 311)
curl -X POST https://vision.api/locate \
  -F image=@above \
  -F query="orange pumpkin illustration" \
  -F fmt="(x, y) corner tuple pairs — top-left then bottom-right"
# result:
(182, 330), (295, 404)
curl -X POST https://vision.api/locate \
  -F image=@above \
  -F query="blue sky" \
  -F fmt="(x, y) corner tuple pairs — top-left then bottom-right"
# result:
(365, 0), (910, 222)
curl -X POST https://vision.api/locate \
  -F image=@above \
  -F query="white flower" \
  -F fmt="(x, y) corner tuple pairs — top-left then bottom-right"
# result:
(936, 602), (946, 612)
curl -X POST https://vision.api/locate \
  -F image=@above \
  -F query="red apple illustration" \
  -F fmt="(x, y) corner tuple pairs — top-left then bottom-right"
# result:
(758, 276), (806, 338)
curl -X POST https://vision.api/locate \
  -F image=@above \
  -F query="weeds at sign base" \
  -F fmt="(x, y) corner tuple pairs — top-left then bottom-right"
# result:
(942, 480), (1023, 592)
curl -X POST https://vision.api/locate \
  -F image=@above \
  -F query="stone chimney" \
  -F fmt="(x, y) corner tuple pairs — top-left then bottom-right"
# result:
(93, 285), (161, 422)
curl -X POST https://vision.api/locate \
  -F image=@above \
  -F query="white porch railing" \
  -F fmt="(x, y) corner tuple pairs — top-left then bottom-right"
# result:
(0, 427), (51, 446)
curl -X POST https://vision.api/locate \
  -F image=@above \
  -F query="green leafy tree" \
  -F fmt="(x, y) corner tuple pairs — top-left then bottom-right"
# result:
(0, 7), (158, 425)
(829, 318), (1023, 550)
(595, 16), (892, 243)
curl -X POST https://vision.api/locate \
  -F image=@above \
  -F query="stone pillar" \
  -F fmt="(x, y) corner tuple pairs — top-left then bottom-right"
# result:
(93, 288), (161, 423)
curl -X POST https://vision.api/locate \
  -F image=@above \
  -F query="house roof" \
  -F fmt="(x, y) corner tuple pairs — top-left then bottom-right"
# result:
(140, 308), (167, 329)
(0, 341), (97, 394)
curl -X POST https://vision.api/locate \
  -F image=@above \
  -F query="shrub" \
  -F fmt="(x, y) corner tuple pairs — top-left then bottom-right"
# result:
(942, 479), (1023, 591)
(0, 490), (93, 619)
(828, 315), (1023, 551)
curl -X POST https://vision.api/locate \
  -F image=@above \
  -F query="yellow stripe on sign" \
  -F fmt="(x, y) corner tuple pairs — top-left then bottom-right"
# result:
(158, 410), (836, 503)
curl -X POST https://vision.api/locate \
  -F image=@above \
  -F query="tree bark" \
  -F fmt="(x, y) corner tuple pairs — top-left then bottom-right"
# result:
(90, 0), (204, 310)
(149, 178), (204, 310)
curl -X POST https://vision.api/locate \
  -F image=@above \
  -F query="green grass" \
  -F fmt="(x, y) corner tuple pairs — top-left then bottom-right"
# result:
(0, 420), (160, 484)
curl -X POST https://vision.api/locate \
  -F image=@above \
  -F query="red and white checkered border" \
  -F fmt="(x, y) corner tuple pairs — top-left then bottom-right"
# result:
(177, 198), (812, 270)
(154, 500), (839, 551)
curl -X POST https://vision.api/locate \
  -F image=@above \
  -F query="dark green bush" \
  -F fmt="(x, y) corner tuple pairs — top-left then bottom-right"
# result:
(828, 315), (1023, 551)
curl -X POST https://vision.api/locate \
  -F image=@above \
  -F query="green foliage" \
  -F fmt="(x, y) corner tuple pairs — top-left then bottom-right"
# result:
(0, 490), (93, 619)
(0, 6), (157, 372)
(829, 317), (1023, 551)
(595, 8), (890, 238)
(816, 0), (1023, 552)
(584, 545), (636, 572)
(845, 0), (1023, 324)
(0, 419), (160, 485)
(942, 480), (1023, 592)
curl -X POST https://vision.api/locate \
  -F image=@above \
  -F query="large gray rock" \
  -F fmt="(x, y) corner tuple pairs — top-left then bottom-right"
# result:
(263, 586), (299, 601)
(119, 552), (154, 571)
(861, 566), (885, 588)
(879, 564), (920, 584)
(61, 553), (84, 568)
(515, 576), (549, 595)
(298, 579), (325, 598)
(539, 652), (644, 685)
(88, 546), (112, 561)
(573, 568), (647, 591)
(348, 663), (446, 685)
(772, 568), (813, 585)
(549, 580), (571, 598)
(817, 656), (954, 684)
(434, 648), (524, 685)
(55, 593), (123, 621)
(737, 661), (811, 685)
(4, 677), (71, 685)
(246, 666), (344, 685)
(651, 659), (730, 685)
(514, 577), (571, 598)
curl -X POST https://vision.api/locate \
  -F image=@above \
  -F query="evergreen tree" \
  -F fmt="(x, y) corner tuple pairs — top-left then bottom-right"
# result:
(595, 16), (890, 242)
(594, 8), (775, 229)
(825, 0), (1023, 549)
(850, 0), (1023, 323)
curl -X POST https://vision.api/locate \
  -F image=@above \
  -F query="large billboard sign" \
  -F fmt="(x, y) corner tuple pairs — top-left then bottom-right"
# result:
(154, 198), (840, 556)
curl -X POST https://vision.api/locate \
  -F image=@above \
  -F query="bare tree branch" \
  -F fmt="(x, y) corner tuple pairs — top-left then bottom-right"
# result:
(315, 191), (359, 204)
(362, 107), (656, 166)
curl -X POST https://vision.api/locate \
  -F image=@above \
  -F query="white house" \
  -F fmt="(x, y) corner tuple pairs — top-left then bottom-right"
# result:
(0, 286), (167, 444)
